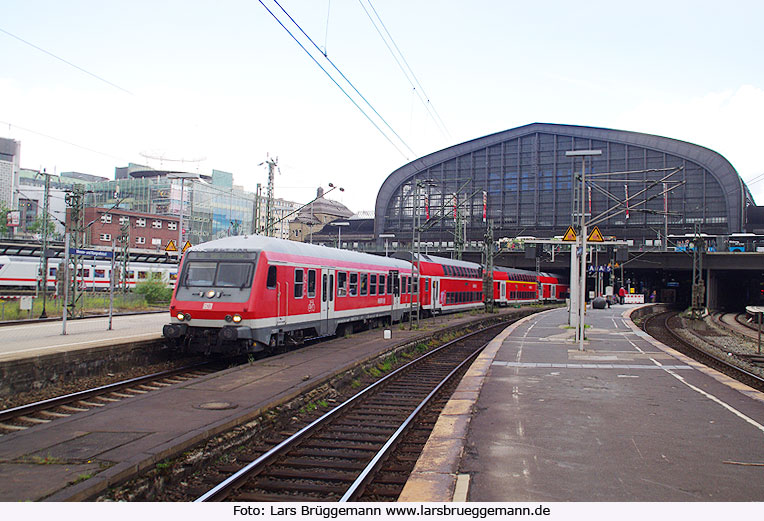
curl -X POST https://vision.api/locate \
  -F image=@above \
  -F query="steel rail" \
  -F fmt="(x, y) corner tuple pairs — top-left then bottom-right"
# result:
(0, 361), (211, 423)
(195, 321), (508, 502)
(647, 311), (764, 389)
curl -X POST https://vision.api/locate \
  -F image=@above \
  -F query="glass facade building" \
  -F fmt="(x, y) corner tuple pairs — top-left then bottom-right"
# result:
(375, 123), (754, 248)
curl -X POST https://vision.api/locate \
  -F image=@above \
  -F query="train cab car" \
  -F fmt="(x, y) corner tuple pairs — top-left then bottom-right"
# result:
(414, 254), (483, 315)
(163, 235), (412, 355)
(492, 266), (540, 306)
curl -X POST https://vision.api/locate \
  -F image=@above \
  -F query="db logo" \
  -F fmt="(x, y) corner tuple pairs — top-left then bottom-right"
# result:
(308, 300), (316, 312)
(202, 303), (213, 310)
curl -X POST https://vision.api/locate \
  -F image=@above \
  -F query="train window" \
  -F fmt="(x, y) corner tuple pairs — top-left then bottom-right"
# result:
(425, 279), (430, 292)
(379, 274), (386, 295)
(329, 274), (334, 301)
(360, 273), (368, 296)
(49, 267), (57, 277)
(185, 262), (216, 286)
(138, 271), (148, 280)
(294, 269), (304, 298)
(307, 270), (316, 298)
(349, 273), (358, 296)
(402, 276), (408, 295)
(170, 272), (177, 281)
(337, 272), (347, 297)
(266, 266), (277, 289)
(322, 274), (327, 302)
(386, 274), (392, 295)
(369, 274), (377, 295)
(95, 269), (106, 278)
(216, 263), (252, 287)
(413, 277), (418, 294)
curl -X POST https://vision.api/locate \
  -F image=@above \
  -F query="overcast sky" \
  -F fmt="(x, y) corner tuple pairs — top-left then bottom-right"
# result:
(2, 0), (763, 214)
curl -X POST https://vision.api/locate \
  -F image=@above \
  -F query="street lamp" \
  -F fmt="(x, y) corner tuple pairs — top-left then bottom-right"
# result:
(330, 221), (350, 249)
(566, 149), (602, 352)
(379, 233), (395, 256)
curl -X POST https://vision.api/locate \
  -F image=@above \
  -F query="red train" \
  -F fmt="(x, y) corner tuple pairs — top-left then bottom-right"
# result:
(163, 236), (568, 355)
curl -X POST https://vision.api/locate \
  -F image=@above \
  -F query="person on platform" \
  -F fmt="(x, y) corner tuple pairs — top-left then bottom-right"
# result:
(618, 286), (626, 304)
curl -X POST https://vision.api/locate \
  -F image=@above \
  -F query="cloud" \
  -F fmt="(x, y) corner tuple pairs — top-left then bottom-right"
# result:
(615, 85), (764, 203)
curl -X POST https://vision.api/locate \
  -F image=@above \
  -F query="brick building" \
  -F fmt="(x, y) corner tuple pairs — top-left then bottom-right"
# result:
(80, 207), (180, 251)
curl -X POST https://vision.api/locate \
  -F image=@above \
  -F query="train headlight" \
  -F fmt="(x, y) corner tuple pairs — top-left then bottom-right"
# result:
(232, 314), (242, 323)
(176, 312), (185, 321)
(206, 290), (216, 299)
(184, 313), (192, 321)
(224, 315), (233, 322)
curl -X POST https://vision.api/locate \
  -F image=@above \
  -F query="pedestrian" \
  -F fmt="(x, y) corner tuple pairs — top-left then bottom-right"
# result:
(618, 286), (626, 304)
(650, 290), (656, 303)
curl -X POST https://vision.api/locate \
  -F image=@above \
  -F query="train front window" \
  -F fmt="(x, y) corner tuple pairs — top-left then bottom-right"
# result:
(185, 262), (216, 286)
(216, 263), (252, 287)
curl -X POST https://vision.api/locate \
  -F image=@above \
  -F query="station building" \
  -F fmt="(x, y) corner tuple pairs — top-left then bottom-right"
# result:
(374, 123), (755, 251)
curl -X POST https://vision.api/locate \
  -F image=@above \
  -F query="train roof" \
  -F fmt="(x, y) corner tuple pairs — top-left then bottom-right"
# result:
(392, 252), (481, 269)
(494, 265), (538, 276)
(190, 235), (411, 270)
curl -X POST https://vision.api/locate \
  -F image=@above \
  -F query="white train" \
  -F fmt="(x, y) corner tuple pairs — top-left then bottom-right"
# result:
(0, 255), (178, 291)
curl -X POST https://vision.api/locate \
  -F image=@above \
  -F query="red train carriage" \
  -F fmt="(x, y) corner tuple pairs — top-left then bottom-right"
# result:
(538, 272), (569, 301)
(491, 267), (540, 306)
(414, 254), (484, 315)
(163, 235), (412, 355)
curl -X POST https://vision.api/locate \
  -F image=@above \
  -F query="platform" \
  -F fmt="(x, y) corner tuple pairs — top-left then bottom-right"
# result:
(0, 307), (527, 501)
(400, 304), (764, 501)
(0, 313), (168, 363)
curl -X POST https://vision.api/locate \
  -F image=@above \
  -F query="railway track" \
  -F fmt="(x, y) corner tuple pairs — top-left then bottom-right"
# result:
(195, 321), (509, 502)
(643, 311), (764, 392)
(0, 363), (218, 435)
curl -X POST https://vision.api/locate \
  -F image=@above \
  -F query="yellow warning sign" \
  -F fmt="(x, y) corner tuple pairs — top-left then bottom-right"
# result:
(181, 241), (192, 253)
(165, 240), (178, 252)
(562, 226), (577, 242)
(587, 226), (604, 242)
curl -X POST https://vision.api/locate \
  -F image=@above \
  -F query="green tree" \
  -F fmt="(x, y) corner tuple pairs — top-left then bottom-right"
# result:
(28, 214), (56, 235)
(0, 201), (10, 236)
(134, 273), (173, 304)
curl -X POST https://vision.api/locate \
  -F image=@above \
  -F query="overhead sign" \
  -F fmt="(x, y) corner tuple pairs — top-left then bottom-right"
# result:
(562, 226), (577, 242)
(587, 226), (604, 242)
(181, 241), (192, 253)
(69, 248), (113, 258)
(165, 240), (178, 252)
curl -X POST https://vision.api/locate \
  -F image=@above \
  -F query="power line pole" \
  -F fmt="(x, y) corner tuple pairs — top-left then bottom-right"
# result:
(38, 169), (52, 318)
(263, 157), (278, 237)
(64, 185), (85, 317)
(483, 218), (495, 313)
(690, 223), (705, 319)
(119, 220), (130, 294)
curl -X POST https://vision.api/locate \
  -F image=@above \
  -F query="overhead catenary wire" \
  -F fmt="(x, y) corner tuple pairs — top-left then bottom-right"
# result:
(0, 120), (128, 163)
(359, 0), (451, 140)
(0, 26), (134, 95)
(260, 0), (415, 160)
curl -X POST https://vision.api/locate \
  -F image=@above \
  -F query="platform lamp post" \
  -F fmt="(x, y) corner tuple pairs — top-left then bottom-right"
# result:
(379, 233), (395, 256)
(566, 149), (602, 352)
(331, 221), (350, 249)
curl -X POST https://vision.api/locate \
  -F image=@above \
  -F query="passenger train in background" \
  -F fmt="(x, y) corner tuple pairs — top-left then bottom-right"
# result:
(163, 235), (568, 355)
(0, 255), (177, 291)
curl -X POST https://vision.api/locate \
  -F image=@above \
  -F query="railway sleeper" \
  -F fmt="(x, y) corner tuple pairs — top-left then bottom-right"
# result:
(247, 478), (349, 494)
(267, 467), (358, 482)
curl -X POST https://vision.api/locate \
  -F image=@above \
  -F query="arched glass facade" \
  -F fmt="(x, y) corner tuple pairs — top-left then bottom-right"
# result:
(375, 123), (753, 248)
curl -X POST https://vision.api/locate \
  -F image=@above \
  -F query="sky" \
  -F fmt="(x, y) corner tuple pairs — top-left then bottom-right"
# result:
(2, 0), (763, 214)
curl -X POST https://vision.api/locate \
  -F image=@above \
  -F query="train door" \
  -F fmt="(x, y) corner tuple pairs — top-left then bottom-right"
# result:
(321, 268), (335, 335)
(431, 278), (440, 311)
(500, 281), (506, 303)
